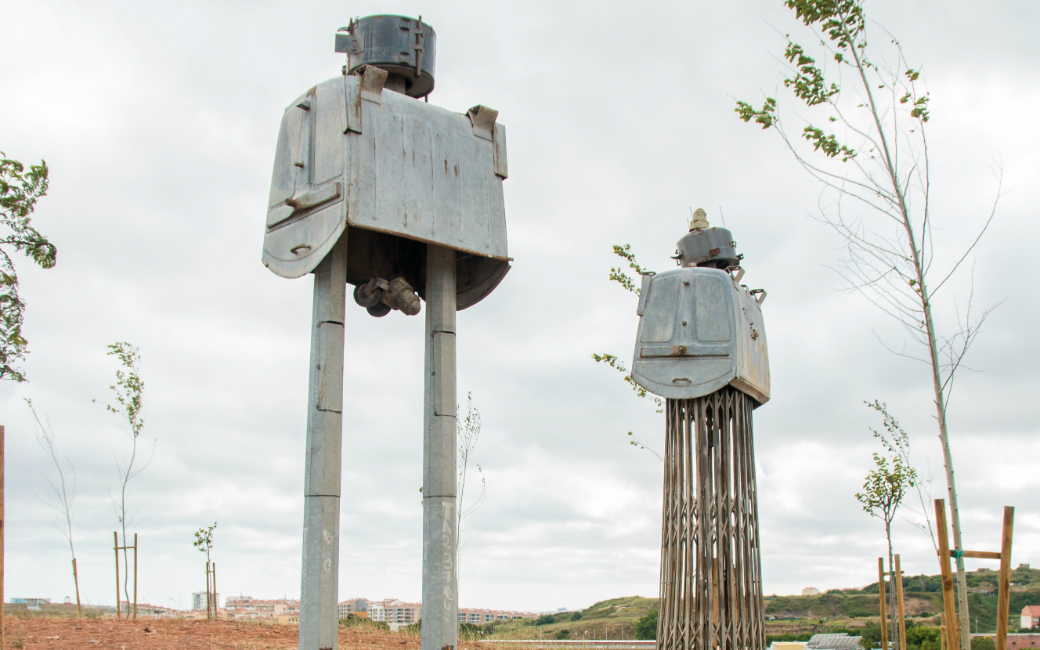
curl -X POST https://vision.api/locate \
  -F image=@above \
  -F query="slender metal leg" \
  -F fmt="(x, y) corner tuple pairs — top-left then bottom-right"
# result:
(299, 237), (347, 650)
(422, 245), (458, 650)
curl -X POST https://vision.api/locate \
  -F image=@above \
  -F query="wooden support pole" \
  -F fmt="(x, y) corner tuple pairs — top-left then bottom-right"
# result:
(114, 531), (121, 619)
(205, 561), (211, 621)
(72, 558), (82, 617)
(213, 563), (218, 618)
(879, 558), (889, 650)
(133, 533), (138, 620)
(895, 555), (907, 650)
(935, 499), (960, 650)
(940, 615), (947, 650)
(996, 507), (1015, 650)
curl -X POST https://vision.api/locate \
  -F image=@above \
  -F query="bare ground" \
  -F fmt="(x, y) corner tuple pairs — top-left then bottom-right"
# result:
(2, 618), (429, 650)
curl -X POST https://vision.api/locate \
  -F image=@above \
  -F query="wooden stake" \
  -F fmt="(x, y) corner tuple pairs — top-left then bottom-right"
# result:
(205, 561), (211, 621)
(879, 558), (888, 650)
(940, 615), (947, 650)
(1, 425), (6, 650)
(133, 533), (138, 620)
(996, 507), (1014, 650)
(213, 562), (218, 619)
(72, 557), (82, 617)
(935, 500), (960, 650)
(895, 555), (907, 650)
(114, 531), (121, 619)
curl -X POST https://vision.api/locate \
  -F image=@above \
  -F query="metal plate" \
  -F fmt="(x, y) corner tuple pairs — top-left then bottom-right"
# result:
(263, 74), (510, 309)
(632, 268), (769, 404)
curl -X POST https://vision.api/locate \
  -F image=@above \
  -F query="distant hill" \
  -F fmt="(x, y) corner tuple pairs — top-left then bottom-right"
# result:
(765, 565), (1040, 633)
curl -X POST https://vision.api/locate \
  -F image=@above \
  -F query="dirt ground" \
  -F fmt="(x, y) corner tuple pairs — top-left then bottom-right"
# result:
(2, 617), (435, 650)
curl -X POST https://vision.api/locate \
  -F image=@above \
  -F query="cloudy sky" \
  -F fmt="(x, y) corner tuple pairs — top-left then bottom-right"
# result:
(1, 0), (1038, 614)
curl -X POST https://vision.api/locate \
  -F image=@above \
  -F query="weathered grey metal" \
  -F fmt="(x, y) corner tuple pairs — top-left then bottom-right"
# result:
(422, 245), (458, 650)
(337, 15), (436, 98)
(632, 267), (769, 404)
(676, 227), (741, 269)
(657, 389), (765, 650)
(299, 237), (347, 650)
(262, 67), (509, 310)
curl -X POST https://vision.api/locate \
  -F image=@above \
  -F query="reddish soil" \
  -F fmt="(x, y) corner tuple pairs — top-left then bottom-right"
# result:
(2, 618), (431, 650)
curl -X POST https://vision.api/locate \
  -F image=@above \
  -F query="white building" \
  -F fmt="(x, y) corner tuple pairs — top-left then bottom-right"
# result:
(369, 599), (421, 630)
(192, 591), (221, 610)
(802, 587), (820, 596)
(1022, 606), (1040, 630)
(459, 608), (537, 624)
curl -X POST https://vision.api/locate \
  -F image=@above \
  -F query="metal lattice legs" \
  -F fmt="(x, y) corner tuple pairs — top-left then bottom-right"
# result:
(658, 388), (765, 650)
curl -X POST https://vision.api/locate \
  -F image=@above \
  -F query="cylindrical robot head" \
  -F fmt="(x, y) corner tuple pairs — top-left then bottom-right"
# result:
(336, 15), (436, 98)
(675, 210), (742, 270)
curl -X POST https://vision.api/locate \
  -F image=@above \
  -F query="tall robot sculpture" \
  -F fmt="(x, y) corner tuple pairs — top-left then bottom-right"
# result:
(632, 210), (769, 650)
(263, 15), (510, 650)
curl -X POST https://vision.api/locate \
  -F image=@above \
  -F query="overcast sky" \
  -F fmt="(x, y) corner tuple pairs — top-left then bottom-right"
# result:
(1, 0), (1038, 614)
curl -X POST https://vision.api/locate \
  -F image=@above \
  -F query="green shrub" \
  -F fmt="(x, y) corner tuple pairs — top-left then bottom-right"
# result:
(338, 614), (389, 631)
(971, 637), (995, 650)
(635, 610), (658, 640)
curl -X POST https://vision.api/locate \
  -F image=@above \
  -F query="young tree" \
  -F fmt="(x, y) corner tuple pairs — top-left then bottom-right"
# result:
(0, 153), (56, 382)
(456, 393), (486, 587)
(193, 522), (217, 618)
(867, 400), (938, 552)
(734, 2), (996, 643)
(25, 398), (82, 616)
(95, 342), (148, 610)
(856, 405), (917, 649)
(592, 245), (663, 459)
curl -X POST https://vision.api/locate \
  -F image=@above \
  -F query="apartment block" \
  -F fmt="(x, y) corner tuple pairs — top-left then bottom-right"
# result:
(459, 608), (537, 624)
(224, 596), (300, 620)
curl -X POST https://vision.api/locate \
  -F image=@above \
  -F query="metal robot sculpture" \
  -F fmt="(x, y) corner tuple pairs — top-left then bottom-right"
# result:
(263, 15), (510, 650)
(632, 209), (769, 650)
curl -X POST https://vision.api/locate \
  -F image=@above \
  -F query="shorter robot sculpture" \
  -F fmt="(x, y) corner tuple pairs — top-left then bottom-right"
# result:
(632, 210), (770, 650)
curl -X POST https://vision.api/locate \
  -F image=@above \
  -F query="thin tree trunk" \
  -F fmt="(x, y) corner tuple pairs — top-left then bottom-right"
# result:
(920, 286), (970, 650)
(887, 521), (898, 649)
(844, 24), (971, 646)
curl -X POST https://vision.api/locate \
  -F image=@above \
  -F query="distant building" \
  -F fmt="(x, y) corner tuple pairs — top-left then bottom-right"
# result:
(193, 591), (220, 610)
(370, 599), (421, 630)
(11, 598), (50, 611)
(458, 608), (538, 624)
(224, 596), (299, 620)
(339, 598), (370, 619)
(1021, 606), (1040, 630)
(121, 602), (178, 618)
(980, 634), (1040, 649)
(802, 587), (820, 596)
(807, 633), (862, 650)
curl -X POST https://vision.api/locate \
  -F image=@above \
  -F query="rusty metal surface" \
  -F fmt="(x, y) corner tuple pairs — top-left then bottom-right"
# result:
(658, 390), (765, 650)
(631, 267), (769, 404)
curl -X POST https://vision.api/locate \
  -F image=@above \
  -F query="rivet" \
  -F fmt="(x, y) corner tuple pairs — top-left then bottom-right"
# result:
(681, 321), (687, 326)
